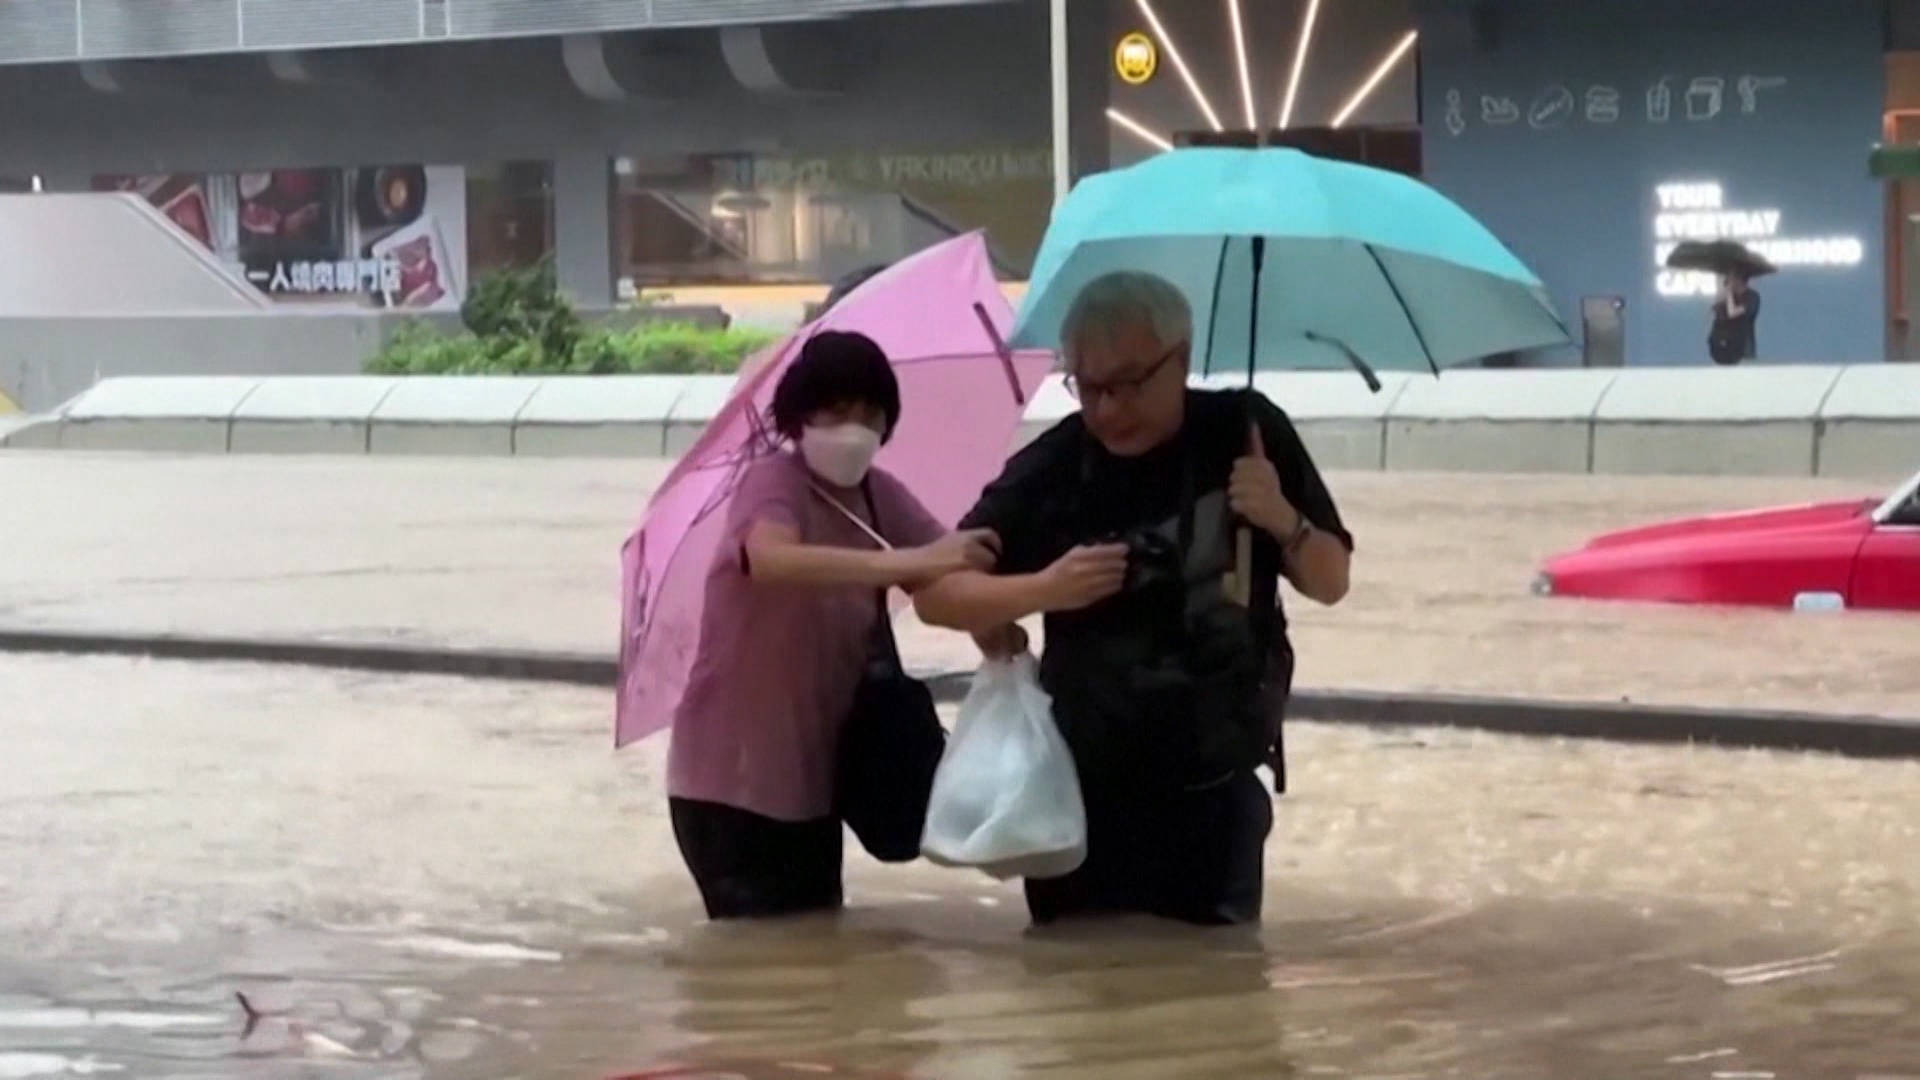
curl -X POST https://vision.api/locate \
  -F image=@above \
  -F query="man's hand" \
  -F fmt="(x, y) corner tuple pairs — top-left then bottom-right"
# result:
(1228, 422), (1300, 540)
(1040, 543), (1129, 612)
(972, 622), (1030, 659)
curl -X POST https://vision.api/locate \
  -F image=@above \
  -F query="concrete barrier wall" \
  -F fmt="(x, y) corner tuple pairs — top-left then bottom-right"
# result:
(1386, 369), (1619, 474)
(1591, 366), (1846, 477)
(7, 366), (1919, 480)
(230, 376), (400, 455)
(0, 314), (371, 416)
(1818, 365), (1920, 478)
(0, 305), (730, 414)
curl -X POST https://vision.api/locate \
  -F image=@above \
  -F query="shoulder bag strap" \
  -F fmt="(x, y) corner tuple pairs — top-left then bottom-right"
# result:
(808, 479), (907, 673)
(808, 478), (891, 551)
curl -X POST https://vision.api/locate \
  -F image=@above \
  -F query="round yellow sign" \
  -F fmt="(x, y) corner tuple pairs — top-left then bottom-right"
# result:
(1114, 32), (1158, 85)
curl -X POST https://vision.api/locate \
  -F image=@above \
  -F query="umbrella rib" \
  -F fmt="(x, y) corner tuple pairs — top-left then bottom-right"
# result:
(1363, 243), (1440, 375)
(1200, 235), (1233, 376)
(970, 300), (1027, 406)
(1303, 331), (1383, 393)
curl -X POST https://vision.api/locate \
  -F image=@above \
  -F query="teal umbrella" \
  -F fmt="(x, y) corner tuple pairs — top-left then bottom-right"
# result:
(1010, 148), (1570, 389)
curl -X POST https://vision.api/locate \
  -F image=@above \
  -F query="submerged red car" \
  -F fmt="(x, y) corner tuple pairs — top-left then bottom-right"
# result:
(1536, 466), (1920, 612)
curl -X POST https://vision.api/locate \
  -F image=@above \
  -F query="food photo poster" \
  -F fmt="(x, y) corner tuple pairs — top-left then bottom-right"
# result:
(95, 163), (468, 311)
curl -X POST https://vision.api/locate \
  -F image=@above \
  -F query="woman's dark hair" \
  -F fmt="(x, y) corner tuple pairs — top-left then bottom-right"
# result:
(769, 330), (901, 443)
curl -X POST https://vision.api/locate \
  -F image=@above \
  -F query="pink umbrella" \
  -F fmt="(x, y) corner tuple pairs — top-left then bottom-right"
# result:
(615, 232), (1053, 748)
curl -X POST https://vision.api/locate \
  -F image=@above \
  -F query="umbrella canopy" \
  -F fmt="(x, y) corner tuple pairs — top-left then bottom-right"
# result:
(614, 232), (1052, 748)
(1011, 148), (1569, 384)
(1664, 239), (1777, 279)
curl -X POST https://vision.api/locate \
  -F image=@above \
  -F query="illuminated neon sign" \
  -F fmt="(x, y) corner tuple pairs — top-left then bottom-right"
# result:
(1114, 31), (1158, 86)
(1652, 181), (1864, 299)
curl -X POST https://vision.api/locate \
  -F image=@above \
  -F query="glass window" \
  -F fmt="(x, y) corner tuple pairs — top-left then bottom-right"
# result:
(611, 146), (1051, 289)
(466, 161), (555, 275)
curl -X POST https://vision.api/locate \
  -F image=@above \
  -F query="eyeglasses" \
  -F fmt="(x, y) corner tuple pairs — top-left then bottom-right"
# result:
(1063, 345), (1181, 406)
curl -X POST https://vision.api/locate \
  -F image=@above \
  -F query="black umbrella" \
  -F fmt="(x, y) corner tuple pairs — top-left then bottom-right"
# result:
(820, 263), (891, 314)
(1664, 240), (1777, 279)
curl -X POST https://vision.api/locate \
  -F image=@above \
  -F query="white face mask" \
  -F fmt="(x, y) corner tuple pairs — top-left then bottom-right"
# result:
(799, 422), (882, 487)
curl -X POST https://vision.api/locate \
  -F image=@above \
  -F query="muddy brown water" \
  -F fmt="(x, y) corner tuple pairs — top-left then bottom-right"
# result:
(6, 655), (1920, 1078)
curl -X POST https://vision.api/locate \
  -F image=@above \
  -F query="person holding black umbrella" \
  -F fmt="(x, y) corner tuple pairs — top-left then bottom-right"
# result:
(1666, 240), (1772, 366)
(1710, 269), (1762, 366)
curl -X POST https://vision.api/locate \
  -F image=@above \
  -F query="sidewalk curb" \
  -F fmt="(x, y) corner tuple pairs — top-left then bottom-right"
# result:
(7, 627), (1920, 760)
(0, 628), (616, 686)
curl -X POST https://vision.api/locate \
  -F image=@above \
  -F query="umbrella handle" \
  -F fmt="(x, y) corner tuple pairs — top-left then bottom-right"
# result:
(1228, 526), (1253, 608)
(1225, 237), (1265, 608)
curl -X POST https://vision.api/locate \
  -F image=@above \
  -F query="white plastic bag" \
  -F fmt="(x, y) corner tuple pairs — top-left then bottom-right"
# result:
(919, 654), (1086, 880)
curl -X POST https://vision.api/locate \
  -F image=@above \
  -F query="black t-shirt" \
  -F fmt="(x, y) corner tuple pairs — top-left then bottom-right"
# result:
(959, 388), (1353, 789)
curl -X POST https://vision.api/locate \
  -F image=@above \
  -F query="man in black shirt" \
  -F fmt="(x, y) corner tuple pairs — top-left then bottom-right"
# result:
(915, 271), (1353, 927)
(1709, 271), (1761, 365)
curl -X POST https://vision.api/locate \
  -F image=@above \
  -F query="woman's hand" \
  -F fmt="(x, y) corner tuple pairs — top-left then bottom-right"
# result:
(903, 529), (1000, 585)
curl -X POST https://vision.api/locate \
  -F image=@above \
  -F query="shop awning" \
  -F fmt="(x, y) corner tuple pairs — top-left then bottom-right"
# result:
(1871, 144), (1920, 180)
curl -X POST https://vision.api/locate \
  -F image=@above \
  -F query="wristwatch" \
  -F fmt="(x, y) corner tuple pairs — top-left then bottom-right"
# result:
(1282, 515), (1314, 557)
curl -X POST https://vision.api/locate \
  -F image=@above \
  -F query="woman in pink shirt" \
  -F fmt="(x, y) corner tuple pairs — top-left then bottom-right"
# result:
(667, 331), (999, 919)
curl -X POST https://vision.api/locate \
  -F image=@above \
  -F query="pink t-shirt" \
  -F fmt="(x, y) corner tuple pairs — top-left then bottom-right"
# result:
(667, 450), (947, 822)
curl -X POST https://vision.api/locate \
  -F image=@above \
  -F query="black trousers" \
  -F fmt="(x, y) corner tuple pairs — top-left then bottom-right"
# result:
(1023, 770), (1272, 927)
(668, 797), (844, 920)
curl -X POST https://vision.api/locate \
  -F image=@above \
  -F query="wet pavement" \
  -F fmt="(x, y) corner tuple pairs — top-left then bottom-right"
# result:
(1, 452), (1915, 717)
(6, 654), (1920, 1078)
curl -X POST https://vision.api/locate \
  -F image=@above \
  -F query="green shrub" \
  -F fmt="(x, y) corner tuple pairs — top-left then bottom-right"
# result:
(596, 322), (778, 375)
(459, 258), (584, 362)
(365, 322), (483, 375)
(365, 263), (777, 376)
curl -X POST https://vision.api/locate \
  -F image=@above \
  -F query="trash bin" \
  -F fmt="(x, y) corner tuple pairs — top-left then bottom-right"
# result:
(1581, 296), (1626, 367)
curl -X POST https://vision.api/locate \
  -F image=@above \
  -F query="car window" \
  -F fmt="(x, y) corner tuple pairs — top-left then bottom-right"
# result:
(1893, 493), (1920, 527)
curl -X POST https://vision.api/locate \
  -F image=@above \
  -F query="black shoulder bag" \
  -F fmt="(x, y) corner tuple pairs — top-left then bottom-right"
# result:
(812, 480), (947, 864)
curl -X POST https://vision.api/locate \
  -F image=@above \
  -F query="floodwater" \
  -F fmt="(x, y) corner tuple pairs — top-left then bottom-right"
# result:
(2, 453), (1915, 718)
(7, 656), (1920, 1078)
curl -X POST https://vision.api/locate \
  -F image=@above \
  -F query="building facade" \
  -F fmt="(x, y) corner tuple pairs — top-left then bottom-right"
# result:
(0, 0), (1913, 364)
(0, 0), (1111, 314)
(1095, 0), (1910, 365)
(1419, 0), (1901, 366)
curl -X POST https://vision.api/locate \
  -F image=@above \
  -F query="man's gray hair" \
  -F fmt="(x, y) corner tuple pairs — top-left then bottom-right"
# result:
(1058, 271), (1193, 369)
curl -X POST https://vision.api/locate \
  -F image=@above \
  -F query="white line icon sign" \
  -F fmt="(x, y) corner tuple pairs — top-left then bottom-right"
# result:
(1738, 75), (1788, 114)
(1528, 85), (1575, 129)
(1482, 95), (1520, 125)
(1445, 89), (1467, 136)
(1687, 76), (1724, 121)
(1585, 85), (1620, 123)
(1647, 77), (1672, 123)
